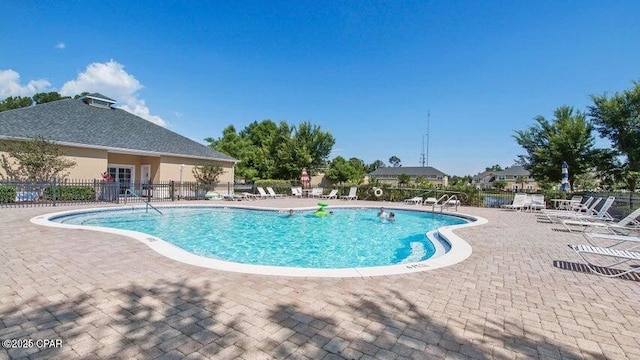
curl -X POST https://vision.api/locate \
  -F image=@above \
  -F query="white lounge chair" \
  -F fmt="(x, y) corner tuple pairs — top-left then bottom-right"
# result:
(291, 187), (302, 197)
(403, 196), (423, 205)
(501, 194), (528, 211)
(551, 196), (615, 223)
(256, 187), (273, 199)
(569, 244), (640, 278)
(562, 206), (640, 233)
(545, 197), (605, 221)
(423, 197), (437, 206)
(340, 187), (358, 200)
(321, 189), (338, 199)
(310, 187), (323, 198)
(527, 194), (546, 212)
(583, 232), (640, 250)
(266, 187), (285, 198)
(542, 197), (597, 217)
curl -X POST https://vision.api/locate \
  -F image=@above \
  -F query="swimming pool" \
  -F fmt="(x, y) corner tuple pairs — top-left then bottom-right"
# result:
(33, 205), (486, 277)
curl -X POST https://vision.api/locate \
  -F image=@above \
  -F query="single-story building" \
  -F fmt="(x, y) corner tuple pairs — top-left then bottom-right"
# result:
(472, 165), (541, 192)
(0, 93), (237, 195)
(368, 166), (448, 187)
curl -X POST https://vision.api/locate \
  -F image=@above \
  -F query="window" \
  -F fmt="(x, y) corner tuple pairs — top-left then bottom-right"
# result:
(107, 165), (135, 195)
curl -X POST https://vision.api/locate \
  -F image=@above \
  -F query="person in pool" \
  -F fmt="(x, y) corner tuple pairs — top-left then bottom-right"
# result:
(388, 212), (395, 222)
(288, 209), (294, 217)
(377, 207), (388, 219)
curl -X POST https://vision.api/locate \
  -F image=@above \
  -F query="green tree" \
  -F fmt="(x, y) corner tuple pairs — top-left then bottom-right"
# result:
(514, 106), (598, 191)
(206, 120), (334, 181)
(589, 80), (640, 191)
(366, 159), (385, 173)
(325, 156), (360, 185)
(192, 163), (224, 191)
(0, 96), (32, 112)
(397, 174), (411, 187)
(485, 164), (503, 172)
(492, 180), (507, 190)
(389, 156), (401, 167)
(33, 92), (69, 104)
(516, 175), (527, 191)
(0, 136), (77, 181)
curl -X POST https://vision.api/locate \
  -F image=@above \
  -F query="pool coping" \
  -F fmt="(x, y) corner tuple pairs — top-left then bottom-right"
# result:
(30, 204), (488, 278)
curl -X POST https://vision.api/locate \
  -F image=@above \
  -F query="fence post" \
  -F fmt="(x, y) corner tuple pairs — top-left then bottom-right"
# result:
(170, 181), (175, 201)
(52, 177), (57, 207)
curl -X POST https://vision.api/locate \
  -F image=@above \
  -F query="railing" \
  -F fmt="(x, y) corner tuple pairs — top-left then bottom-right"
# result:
(430, 194), (459, 212)
(123, 189), (163, 215)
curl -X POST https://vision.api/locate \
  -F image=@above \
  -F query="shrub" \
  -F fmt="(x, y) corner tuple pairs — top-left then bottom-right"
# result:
(0, 186), (16, 203)
(254, 179), (293, 186)
(43, 186), (96, 201)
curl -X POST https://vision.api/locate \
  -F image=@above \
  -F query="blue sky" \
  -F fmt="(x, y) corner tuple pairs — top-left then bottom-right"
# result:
(1, 1), (639, 176)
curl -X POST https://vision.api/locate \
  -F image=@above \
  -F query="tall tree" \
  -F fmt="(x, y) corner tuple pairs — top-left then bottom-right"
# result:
(0, 136), (77, 181)
(33, 92), (69, 104)
(514, 106), (598, 191)
(366, 159), (386, 173)
(0, 96), (32, 112)
(325, 156), (362, 185)
(206, 120), (335, 181)
(485, 164), (503, 172)
(389, 156), (401, 167)
(589, 81), (640, 191)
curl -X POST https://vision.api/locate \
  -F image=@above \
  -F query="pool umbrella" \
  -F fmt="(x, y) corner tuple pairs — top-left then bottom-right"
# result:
(561, 161), (570, 191)
(300, 168), (310, 189)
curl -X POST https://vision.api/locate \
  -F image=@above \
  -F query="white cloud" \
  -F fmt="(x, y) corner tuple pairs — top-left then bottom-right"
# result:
(0, 69), (51, 99)
(60, 60), (167, 127)
(174, 111), (183, 118)
(55, 42), (66, 49)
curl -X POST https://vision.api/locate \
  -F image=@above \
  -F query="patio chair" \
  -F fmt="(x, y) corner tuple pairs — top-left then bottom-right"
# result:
(311, 187), (323, 198)
(340, 187), (358, 200)
(321, 189), (338, 199)
(527, 194), (546, 212)
(583, 232), (640, 250)
(543, 197), (603, 222)
(562, 206), (640, 233)
(291, 187), (302, 197)
(550, 196), (615, 223)
(501, 193), (528, 211)
(568, 244), (640, 278)
(403, 196), (423, 205)
(256, 187), (273, 199)
(543, 196), (595, 216)
(423, 197), (438, 206)
(266, 187), (285, 198)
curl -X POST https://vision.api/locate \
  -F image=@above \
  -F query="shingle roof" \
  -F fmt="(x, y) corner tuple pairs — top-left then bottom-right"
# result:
(368, 166), (446, 177)
(0, 98), (236, 162)
(498, 166), (530, 176)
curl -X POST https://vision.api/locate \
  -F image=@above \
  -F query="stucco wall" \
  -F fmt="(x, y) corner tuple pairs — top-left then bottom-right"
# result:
(159, 156), (234, 184)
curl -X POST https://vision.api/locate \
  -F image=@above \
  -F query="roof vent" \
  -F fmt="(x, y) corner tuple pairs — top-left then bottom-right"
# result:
(80, 93), (117, 109)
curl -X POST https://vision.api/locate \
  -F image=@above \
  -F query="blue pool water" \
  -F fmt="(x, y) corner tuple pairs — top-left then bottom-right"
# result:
(54, 207), (468, 269)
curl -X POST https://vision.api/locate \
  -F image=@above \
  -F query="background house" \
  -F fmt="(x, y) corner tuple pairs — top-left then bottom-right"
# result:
(0, 94), (237, 194)
(472, 165), (540, 192)
(368, 166), (448, 187)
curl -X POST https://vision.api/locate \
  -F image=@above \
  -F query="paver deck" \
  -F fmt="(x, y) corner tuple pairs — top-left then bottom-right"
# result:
(1, 199), (639, 359)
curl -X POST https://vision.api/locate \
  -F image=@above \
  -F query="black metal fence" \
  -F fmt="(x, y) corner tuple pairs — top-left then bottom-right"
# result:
(1, 179), (639, 217)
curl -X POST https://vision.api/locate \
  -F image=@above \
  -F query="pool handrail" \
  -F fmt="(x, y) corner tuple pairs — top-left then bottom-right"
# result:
(124, 189), (163, 215)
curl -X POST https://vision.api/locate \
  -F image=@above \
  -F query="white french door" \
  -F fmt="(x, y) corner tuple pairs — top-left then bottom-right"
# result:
(107, 165), (135, 195)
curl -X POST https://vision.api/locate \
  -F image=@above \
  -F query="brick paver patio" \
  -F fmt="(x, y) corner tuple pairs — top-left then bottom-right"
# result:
(1, 199), (639, 359)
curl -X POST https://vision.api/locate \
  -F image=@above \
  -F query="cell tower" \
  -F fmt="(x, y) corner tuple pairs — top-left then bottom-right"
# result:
(420, 110), (430, 167)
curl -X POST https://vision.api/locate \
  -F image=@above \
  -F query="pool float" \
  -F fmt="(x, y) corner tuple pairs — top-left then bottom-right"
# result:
(314, 202), (330, 216)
